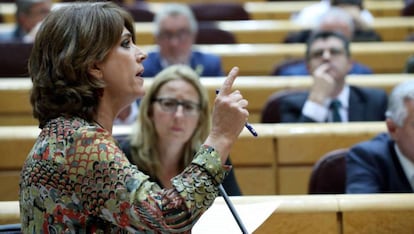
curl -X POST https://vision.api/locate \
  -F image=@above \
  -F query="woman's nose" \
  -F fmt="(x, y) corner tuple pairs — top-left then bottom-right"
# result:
(135, 46), (147, 62)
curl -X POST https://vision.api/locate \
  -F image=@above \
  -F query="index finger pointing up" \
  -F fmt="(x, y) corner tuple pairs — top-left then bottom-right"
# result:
(218, 66), (239, 96)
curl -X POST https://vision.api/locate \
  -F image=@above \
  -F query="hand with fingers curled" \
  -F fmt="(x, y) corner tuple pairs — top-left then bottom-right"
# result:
(204, 67), (249, 164)
(309, 63), (337, 104)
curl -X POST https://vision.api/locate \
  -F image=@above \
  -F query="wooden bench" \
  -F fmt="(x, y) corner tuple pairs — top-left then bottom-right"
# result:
(0, 122), (387, 200)
(0, 74), (411, 125)
(0, 1), (405, 22)
(139, 42), (413, 75)
(245, 1), (404, 20)
(1, 40), (410, 74)
(3, 194), (414, 234)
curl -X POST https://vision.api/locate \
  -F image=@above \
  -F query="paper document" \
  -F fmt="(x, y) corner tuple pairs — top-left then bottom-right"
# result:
(193, 196), (280, 234)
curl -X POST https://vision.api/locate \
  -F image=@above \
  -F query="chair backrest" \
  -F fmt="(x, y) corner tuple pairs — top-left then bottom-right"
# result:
(190, 3), (250, 21)
(195, 22), (237, 44)
(0, 42), (33, 77)
(402, 1), (414, 16)
(308, 148), (348, 194)
(270, 58), (306, 76)
(121, 2), (154, 22)
(260, 89), (306, 123)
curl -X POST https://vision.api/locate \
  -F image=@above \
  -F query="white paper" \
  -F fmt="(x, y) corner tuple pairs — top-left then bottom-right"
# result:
(192, 197), (280, 234)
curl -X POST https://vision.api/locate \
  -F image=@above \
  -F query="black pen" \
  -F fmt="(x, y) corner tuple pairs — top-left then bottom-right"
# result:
(216, 89), (258, 137)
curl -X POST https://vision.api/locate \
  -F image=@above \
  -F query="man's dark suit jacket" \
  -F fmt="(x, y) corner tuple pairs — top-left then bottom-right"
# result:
(142, 51), (224, 77)
(346, 133), (413, 193)
(277, 86), (387, 123)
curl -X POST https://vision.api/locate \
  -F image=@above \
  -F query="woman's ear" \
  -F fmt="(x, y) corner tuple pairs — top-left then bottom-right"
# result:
(88, 63), (103, 79)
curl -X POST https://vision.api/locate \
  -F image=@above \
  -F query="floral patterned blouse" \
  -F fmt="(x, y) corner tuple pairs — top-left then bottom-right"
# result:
(19, 116), (228, 233)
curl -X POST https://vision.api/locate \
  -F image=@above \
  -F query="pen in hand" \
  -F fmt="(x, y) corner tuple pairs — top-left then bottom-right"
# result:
(216, 89), (258, 137)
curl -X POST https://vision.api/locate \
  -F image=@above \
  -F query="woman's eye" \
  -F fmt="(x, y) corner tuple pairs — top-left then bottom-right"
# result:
(121, 39), (131, 48)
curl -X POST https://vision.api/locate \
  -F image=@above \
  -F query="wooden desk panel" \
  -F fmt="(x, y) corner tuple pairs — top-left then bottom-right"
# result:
(0, 171), (20, 202)
(234, 167), (276, 195)
(245, 1), (404, 20)
(338, 194), (414, 234)
(0, 122), (387, 198)
(275, 122), (386, 164)
(136, 43), (414, 75)
(2, 16), (414, 43)
(1, 74), (411, 125)
(2, 194), (413, 232)
(195, 42), (413, 75)
(278, 166), (313, 195)
(0, 1), (404, 23)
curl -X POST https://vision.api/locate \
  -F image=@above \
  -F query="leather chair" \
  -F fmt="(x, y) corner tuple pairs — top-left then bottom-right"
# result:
(196, 22), (237, 44)
(260, 89), (307, 123)
(121, 2), (154, 22)
(0, 42), (33, 77)
(270, 58), (306, 76)
(308, 148), (348, 194)
(189, 3), (250, 21)
(402, 1), (414, 16)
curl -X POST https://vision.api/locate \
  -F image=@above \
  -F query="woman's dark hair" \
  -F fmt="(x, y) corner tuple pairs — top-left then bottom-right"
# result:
(29, 2), (135, 128)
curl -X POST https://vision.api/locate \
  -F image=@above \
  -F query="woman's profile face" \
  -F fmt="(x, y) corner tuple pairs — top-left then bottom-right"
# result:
(151, 79), (201, 145)
(94, 27), (147, 111)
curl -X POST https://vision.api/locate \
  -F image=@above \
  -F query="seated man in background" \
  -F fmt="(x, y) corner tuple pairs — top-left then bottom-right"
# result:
(0, 0), (51, 42)
(142, 3), (224, 77)
(117, 3), (225, 124)
(277, 7), (374, 76)
(291, 0), (373, 28)
(346, 80), (414, 193)
(272, 31), (387, 123)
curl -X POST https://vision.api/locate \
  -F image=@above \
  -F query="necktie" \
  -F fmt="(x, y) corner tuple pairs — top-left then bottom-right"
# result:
(329, 99), (342, 122)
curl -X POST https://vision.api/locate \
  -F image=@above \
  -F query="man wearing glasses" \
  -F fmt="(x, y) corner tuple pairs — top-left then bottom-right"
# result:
(141, 3), (224, 78)
(271, 31), (387, 123)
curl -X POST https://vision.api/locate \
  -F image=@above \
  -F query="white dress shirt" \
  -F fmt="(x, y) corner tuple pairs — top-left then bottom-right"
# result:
(302, 85), (350, 122)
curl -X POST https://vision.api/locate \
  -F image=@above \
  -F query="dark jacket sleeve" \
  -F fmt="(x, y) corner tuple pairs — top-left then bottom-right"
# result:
(346, 133), (413, 193)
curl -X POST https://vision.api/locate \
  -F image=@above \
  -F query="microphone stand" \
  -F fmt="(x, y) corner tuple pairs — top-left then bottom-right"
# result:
(218, 184), (249, 234)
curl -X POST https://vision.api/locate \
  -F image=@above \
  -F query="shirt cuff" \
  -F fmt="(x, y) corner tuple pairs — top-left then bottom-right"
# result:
(192, 145), (229, 185)
(302, 100), (329, 122)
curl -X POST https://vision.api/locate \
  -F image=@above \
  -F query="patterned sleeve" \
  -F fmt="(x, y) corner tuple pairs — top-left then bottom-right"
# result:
(71, 127), (228, 232)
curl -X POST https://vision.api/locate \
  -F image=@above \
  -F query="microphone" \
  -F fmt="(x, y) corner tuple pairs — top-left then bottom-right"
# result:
(218, 184), (249, 234)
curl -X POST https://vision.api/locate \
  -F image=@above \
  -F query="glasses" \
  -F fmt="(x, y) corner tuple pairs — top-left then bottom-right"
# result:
(309, 48), (346, 60)
(153, 98), (201, 116)
(158, 29), (191, 42)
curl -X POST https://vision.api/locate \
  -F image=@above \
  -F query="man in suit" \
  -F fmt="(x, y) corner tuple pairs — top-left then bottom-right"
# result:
(346, 80), (414, 193)
(116, 3), (224, 125)
(277, 7), (377, 76)
(142, 3), (224, 77)
(0, 0), (51, 42)
(273, 31), (387, 123)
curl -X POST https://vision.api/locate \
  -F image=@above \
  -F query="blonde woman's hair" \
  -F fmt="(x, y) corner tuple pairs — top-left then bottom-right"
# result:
(129, 64), (210, 178)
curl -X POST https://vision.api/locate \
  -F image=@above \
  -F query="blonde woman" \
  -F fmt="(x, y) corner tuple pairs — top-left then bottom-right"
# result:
(121, 64), (241, 195)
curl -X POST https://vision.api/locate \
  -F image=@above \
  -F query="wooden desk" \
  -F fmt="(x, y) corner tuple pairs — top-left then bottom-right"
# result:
(2, 16), (414, 44)
(141, 42), (414, 75)
(1, 74), (412, 125)
(0, 1), (405, 23)
(245, 1), (404, 20)
(0, 122), (387, 200)
(3, 194), (414, 234)
(132, 17), (414, 44)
